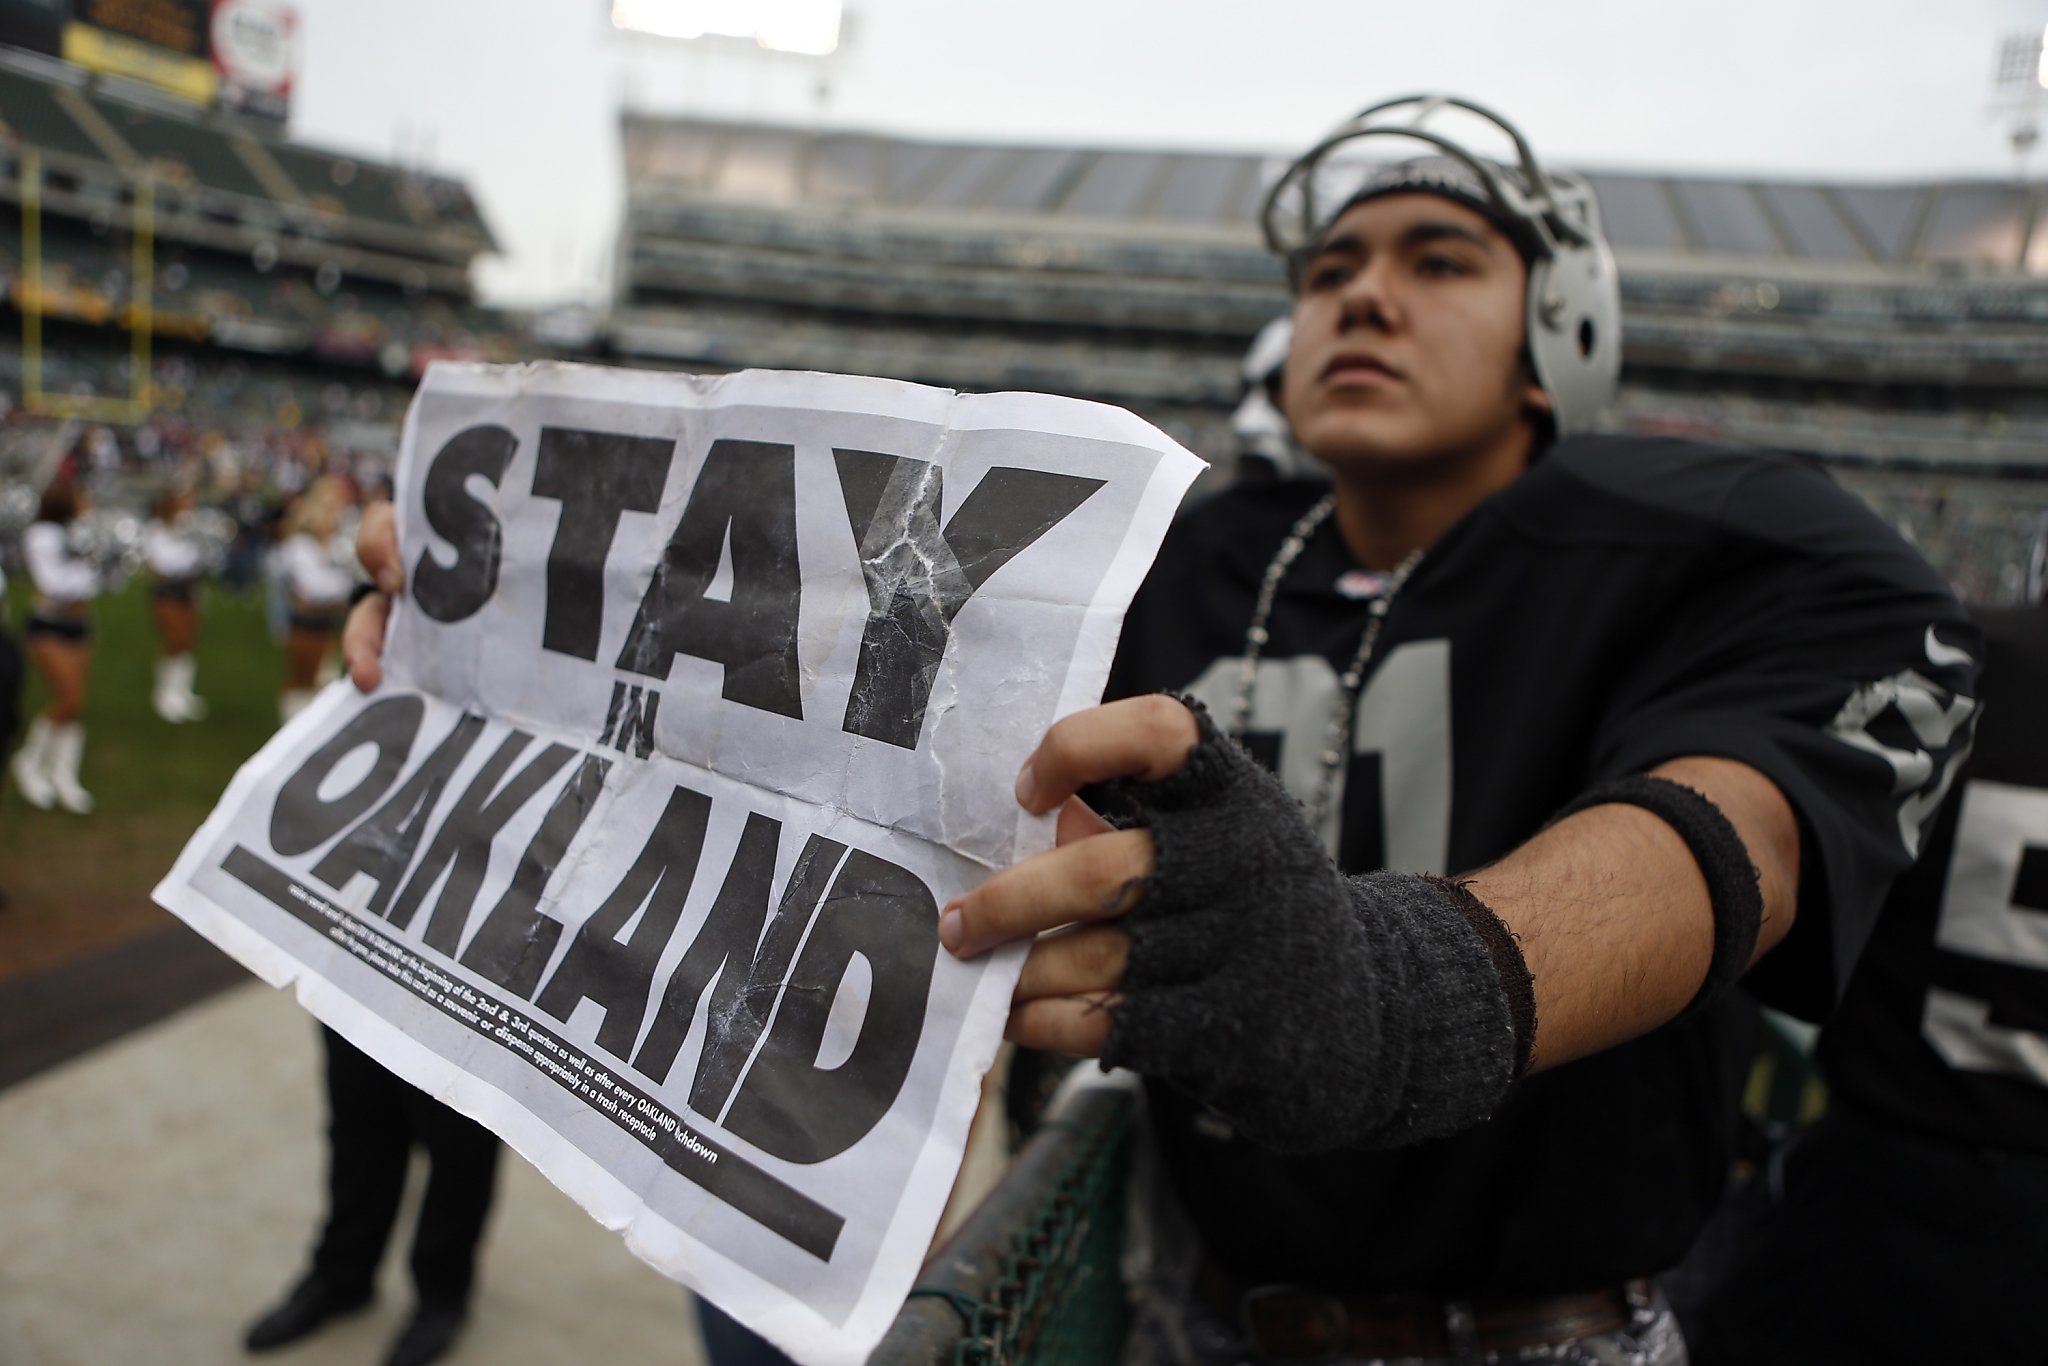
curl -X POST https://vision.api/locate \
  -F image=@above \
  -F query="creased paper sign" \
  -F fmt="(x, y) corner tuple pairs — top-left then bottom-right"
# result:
(154, 361), (1204, 1364)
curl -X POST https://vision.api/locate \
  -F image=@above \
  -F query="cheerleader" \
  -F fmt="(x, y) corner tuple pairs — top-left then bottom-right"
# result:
(0, 557), (21, 817)
(11, 481), (102, 813)
(145, 486), (208, 723)
(277, 476), (358, 722)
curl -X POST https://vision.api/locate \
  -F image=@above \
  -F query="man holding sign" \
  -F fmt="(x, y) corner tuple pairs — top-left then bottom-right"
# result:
(926, 97), (1978, 1363)
(241, 94), (1971, 1363)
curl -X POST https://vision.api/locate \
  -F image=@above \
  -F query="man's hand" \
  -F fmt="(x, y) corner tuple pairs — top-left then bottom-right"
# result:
(343, 500), (401, 692)
(952, 695), (1535, 1154)
(939, 695), (1198, 1057)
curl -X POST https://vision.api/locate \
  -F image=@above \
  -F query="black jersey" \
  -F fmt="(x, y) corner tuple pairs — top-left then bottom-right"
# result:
(1105, 434), (1978, 1296)
(1818, 602), (2048, 1155)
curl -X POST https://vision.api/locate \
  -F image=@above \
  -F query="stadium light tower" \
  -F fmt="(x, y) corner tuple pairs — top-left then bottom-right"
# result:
(612, 0), (842, 54)
(610, 0), (853, 117)
(1990, 24), (2048, 172)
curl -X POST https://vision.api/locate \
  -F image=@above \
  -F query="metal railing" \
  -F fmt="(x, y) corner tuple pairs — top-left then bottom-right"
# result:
(873, 1081), (1135, 1365)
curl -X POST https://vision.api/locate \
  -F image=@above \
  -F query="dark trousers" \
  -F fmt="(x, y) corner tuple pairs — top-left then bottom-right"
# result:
(697, 1297), (799, 1366)
(311, 1026), (502, 1307)
(1672, 1104), (2048, 1365)
(0, 624), (20, 762)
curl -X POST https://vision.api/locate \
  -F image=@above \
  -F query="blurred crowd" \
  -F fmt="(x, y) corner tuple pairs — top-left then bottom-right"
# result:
(1, 406), (372, 814)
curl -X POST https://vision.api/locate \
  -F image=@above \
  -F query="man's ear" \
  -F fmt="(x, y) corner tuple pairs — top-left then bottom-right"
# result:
(1517, 360), (1557, 449)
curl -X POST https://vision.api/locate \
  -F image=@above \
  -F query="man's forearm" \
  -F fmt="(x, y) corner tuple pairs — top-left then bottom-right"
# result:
(970, 700), (1804, 1151)
(1465, 756), (1800, 1073)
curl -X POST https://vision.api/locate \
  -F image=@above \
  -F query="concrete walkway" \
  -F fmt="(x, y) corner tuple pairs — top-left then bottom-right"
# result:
(0, 981), (706, 1366)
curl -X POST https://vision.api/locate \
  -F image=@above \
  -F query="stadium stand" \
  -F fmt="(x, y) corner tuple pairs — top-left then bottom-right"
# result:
(605, 113), (2048, 603)
(5, 59), (2045, 601)
(0, 48), (518, 508)
(0, 50), (509, 375)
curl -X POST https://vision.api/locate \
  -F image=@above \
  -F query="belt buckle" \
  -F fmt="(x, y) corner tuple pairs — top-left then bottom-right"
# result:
(1237, 1283), (1350, 1364)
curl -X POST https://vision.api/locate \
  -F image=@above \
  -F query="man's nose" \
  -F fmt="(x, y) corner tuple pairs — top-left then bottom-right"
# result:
(1337, 259), (1397, 331)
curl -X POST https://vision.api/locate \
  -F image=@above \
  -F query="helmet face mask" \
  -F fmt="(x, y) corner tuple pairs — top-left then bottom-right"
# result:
(1233, 315), (1319, 481)
(1262, 95), (1621, 439)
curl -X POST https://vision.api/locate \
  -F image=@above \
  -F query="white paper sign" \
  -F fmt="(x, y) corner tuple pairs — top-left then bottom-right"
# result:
(154, 361), (1203, 1364)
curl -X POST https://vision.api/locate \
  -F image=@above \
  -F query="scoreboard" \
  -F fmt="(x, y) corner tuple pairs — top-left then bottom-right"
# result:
(0, 0), (295, 122)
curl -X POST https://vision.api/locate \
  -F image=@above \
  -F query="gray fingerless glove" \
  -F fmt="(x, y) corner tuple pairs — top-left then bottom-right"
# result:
(1096, 699), (1536, 1154)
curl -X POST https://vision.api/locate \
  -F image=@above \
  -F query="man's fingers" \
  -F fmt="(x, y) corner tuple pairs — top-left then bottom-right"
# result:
(343, 591), (390, 693)
(1005, 995), (1118, 1058)
(357, 500), (403, 595)
(346, 500), (401, 690)
(1016, 695), (1198, 816)
(1013, 924), (1131, 1003)
(1056, 795), (1116, 845)
(941, 827), (1152, 957)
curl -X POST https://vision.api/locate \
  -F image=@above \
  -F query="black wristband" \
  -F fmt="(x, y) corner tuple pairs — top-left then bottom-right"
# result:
(347, 581), (383, 610)
(1551, 775), (1763, 1019)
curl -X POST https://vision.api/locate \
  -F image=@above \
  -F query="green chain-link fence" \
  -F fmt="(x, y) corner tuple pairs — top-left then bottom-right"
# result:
(872, 1082), (1135, 1365)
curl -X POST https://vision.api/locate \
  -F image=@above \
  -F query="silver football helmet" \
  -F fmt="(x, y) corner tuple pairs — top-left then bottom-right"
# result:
(1260, 95), (1621, 438)
(1232, 315), (1320, 481)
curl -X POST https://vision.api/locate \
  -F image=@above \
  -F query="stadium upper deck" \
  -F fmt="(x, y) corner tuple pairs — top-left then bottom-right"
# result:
(620, 113), (2043, 275)
(612, 113), (2048, 478)
(0, 52), (509, 376)
(0, 55), (494, 266)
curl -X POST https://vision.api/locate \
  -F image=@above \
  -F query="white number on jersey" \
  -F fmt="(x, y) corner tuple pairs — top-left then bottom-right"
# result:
(1921, 778), (2048, 1089)
(1183, 641), (1452, 873)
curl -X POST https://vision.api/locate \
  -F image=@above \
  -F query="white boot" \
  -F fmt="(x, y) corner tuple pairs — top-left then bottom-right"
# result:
(47, 722), (93, 815)
(280, 689), (317, 723)
(169, 654), (207, 721)
(154, 657), (187, 723)
(10, 715), (56, 810)
(178, 654), (208, 720)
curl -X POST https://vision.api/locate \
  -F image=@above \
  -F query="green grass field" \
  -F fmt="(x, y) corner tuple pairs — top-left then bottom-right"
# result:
(2, 577), (309, 976)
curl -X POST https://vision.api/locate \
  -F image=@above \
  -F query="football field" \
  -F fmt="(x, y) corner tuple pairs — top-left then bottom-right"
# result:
(2, 578), (292, 980)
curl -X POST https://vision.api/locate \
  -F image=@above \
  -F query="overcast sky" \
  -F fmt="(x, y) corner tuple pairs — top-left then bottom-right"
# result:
(280, 0), (2048, 306)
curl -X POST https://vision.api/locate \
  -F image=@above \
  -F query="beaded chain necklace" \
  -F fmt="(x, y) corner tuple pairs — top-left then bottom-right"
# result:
(1226, 492), (1425, 832)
